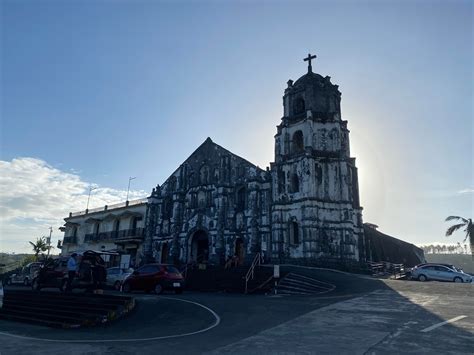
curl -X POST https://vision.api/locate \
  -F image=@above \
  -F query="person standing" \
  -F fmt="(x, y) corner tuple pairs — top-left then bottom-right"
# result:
(66, 253), (78, 292)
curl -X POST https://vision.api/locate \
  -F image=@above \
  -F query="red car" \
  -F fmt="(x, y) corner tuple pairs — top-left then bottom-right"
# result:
(122, 264), (184, 294)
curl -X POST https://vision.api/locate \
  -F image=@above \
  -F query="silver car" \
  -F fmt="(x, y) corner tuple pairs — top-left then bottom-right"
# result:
(411, 264), (472, 283)
(106, 267), (134, 290)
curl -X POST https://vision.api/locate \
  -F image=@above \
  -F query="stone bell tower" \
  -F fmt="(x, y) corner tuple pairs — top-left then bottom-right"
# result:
(270, 53), (365, 263)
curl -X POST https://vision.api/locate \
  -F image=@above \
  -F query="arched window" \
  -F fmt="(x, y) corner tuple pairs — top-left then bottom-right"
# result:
(289, 221), (299, 245)
(294, 97), (305, 115)
(72, 226), (78, 238)
(199, 165), (209, 184)
(163, 197), (173, 218)
(292, 131), (304, 154)
(94, 222), (100, 235)
(291, 173), (300, 193)
(132, 216), (142, 231)
(197, 190), (207, 208)
(236, 187), (246, 210)
(278, 170), (286, 194)
(114, 219), (120, 232)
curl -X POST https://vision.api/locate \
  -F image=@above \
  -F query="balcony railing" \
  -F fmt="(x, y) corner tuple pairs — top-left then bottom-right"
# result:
(69, 198), (148, 217)
(63, 236), (77, 244)
(84, 228), (145, 243)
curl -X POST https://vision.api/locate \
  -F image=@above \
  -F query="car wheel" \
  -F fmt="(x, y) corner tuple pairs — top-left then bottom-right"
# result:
(114, 281), (122, 291)
(122, 282), (131, 293)
(175, 288), (183, 294)
(454, 277), (463, 283)
(418, 274), (427, 282)
(31, 278), (41, 291)
(154, 283), (163, 294)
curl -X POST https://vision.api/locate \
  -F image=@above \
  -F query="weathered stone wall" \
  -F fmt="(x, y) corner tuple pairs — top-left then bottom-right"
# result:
(145, 138), (272, 265)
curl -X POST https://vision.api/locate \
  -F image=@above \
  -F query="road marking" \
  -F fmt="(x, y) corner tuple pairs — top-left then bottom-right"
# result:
(420, 315), (467, 333)
(0, 296), (220, 343)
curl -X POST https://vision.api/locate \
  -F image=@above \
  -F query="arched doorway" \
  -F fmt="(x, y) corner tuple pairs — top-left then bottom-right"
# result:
(191, 230), (209, 263)
(235, 238), (245, 265)
(161, 242), (169, 264)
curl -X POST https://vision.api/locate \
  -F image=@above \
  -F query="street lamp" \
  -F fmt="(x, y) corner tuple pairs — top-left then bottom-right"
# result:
(126, 177), (136, 202)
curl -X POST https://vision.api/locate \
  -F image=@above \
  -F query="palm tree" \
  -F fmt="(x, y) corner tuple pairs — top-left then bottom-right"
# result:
(445, 216), (473, 256)
(29, 237), (51, 260)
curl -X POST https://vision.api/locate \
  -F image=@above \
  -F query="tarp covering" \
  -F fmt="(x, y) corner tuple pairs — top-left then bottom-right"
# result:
(364, 225), (426, 267)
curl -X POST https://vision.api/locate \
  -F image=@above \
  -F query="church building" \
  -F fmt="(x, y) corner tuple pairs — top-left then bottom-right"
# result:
(144, 54), (365, 266)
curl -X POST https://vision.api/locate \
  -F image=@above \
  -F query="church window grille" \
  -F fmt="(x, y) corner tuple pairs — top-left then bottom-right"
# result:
(291, 173), (300, 193)
(289, 221), (300, 245)
(291, 131), (304, 154)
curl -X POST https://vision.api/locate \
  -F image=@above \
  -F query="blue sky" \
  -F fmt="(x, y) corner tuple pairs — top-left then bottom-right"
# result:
(1, 0), (472, 253)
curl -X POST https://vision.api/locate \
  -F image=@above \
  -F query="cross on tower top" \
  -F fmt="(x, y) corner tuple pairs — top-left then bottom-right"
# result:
(303, 53), (317, 73)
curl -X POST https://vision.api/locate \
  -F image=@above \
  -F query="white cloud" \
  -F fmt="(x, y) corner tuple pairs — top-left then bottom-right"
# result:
(0, 157), (148, 253)
(457, 188), (474, 194)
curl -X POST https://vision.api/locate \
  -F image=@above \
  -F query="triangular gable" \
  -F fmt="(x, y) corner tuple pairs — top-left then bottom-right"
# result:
(162, 137), (264, 186)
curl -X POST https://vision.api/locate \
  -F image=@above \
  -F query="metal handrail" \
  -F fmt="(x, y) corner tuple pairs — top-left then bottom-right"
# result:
(245, 252), (264, 294)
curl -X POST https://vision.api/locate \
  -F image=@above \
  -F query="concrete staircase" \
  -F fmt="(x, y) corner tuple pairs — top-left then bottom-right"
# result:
(0, 289), (135, 328)
(276, 273), (335, 295)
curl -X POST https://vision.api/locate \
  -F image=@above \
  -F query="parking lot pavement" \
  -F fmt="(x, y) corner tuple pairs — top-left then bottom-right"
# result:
(0, 273), (472, 355)
(208, 281), (474, 355)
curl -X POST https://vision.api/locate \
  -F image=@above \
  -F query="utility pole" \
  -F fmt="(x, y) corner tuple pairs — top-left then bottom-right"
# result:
(46, 226), (53, 258)
(126, 177), (136, 202)
(86, 185), (98, 211)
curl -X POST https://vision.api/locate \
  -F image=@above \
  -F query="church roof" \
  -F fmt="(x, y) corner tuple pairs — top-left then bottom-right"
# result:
(184, 137), (261, 170)
(160, 137), (265, 187)
(293, 71), (326, 87)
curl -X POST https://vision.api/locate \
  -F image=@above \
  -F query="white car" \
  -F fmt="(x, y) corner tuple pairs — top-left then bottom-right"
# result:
(411, 264), (472, 283)
(106, 267), (134, 290)
(6, 262), (42, 286)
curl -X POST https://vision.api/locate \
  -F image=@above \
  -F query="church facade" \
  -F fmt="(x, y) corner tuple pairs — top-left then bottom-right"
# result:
(144, 55), (365, 266)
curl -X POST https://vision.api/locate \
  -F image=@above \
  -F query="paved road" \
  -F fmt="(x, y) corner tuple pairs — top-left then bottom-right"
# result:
(0, 267), (472, 354)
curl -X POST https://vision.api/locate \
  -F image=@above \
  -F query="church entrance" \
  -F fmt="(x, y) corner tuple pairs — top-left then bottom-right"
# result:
(161, 242), (168, 264)
(235, 237), (245, 265)
(191, 230), (209, 263)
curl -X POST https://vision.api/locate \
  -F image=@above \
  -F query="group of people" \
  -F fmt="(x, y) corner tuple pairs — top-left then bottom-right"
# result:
(65, 253), (103, 292)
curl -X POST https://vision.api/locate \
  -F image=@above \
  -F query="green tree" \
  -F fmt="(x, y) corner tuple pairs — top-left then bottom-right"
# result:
(28, 237), (51, 260)
(445, 216), (473, 256)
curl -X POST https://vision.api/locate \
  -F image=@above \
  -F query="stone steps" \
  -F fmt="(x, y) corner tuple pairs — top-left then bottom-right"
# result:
(276, 273), (335, 295)
(0, 289), (135, 328)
